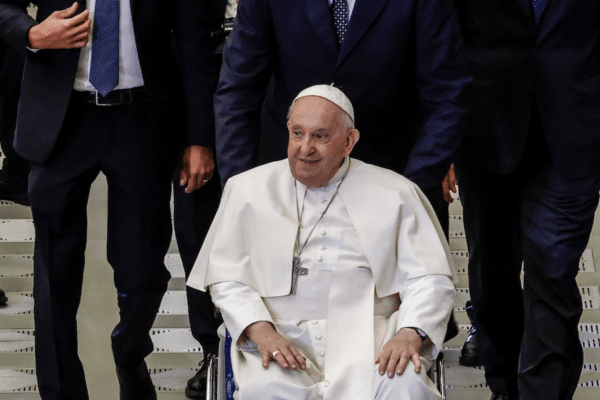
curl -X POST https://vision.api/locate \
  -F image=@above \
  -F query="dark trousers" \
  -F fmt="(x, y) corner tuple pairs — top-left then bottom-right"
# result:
(455, 129), (600, 399)
(172, 161), (222, 357)
(0, 48), (29, 183)
(30, 97), (172, 400)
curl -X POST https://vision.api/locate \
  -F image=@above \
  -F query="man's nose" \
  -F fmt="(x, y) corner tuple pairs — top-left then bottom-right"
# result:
(300, 136), (316, 153)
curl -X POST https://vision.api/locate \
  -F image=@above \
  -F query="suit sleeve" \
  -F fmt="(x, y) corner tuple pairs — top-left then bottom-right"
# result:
(0, 1), (38, 58)
(402, 0), (471, 190)
(173, 0), (219, 147)
(213, 0), (275, 185)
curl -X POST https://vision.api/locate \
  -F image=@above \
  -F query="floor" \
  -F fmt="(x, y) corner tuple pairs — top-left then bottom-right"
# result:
(1, 173), (599, 400)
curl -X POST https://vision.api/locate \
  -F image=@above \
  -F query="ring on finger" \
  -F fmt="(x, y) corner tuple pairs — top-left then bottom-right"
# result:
(272, 350), (280, 358)
(202, 179), (209, 183)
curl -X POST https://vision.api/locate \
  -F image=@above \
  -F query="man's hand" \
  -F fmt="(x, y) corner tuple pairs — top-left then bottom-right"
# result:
(442, 164), (457, 203)
(28, 3), (91, 50)
(243, 321), (307, 371)
(376, 328), (423, 378)
(180, 146), (215, 193)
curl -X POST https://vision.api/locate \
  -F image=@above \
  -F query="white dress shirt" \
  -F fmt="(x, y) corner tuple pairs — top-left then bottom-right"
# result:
(225, 0), (238, 19)
(74, 0), (144, 91)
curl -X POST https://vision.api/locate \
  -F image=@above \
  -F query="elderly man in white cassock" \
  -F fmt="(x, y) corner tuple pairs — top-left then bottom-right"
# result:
(187, 84), (456, 399)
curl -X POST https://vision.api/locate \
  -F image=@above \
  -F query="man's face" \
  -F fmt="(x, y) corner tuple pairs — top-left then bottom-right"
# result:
(287, 96), (359, 187)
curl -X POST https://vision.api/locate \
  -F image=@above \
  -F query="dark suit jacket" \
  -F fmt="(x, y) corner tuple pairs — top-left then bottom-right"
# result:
(0, 0), (217, 168)
(0, 38), (7, 64)
(0, 38), (28, 178)
(215, 0), (470, 190)
(455, 0), (600, 178)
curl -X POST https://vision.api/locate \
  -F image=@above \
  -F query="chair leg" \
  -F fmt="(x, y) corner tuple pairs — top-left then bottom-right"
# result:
(206, 354), (219, 400)
(436, 353), (446, 399)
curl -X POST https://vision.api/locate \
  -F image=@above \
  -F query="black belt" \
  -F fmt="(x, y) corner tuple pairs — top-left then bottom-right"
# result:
(72, 87), (148, 106)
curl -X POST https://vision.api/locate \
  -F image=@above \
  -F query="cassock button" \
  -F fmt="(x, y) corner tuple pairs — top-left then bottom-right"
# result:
(321, 198), (327, 203)
(319, 351), (326, 357)
(315, 334), (323, 341)
(321, 230), (327, 236)
(324, 381), (330, 387)
(312, 320), (319, 325)
(320, 245), (326, 250)
(317, 256), (323, 262)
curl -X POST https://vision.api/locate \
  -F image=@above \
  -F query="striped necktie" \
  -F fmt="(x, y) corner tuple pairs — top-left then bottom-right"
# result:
(90, 0), (120, 97)
(532, 0), (549, 24)
(332, 0), (349, 45)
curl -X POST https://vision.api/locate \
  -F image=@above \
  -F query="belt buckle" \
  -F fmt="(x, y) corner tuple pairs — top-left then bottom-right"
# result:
(121, 90), (133, 105)
(95, 91), (113, 107)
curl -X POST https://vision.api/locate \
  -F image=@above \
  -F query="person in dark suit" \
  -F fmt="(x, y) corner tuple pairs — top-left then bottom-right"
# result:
(214, 0), (470, 236)
(0, 1), (217, 399)
(170, 1), (233, 398)
(0, 39), (29, 205)
(447, 1), (600, 399)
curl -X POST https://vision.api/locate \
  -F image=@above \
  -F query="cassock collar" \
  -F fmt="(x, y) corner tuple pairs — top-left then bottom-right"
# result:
(327, 157), (350, 186)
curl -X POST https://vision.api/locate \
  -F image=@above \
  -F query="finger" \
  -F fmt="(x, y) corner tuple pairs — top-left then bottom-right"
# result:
(272, 351), (290, 369)
(377, 348), (391, 375)
(411, 353), (422, 374)
(70, 30), (90, 45)
(280, 348), (299, 370)
(179, 168), (189, 188)
(442, 179), (452, 204)
(449, 175), (457, 193)
(449, 165), (457, 192)
(55, 2), (79, 19)
(71, 17), (91, 36)
(186, 174), (200, 193)
(261, 351), (271, 369)
(386, 353), (401, 378)
(70, 38), (88, 49)
(199, 175), (211, 187)
(68, 9), (90, 27)
(289, 347), (307, 370)
(395, 354), (410, 376)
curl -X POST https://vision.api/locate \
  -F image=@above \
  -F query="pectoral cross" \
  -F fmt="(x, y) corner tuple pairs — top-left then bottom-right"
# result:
(290, 256), (308, 295)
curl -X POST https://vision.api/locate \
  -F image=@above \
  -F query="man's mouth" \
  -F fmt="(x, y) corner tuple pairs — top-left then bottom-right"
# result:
(300, 159), (320, 164)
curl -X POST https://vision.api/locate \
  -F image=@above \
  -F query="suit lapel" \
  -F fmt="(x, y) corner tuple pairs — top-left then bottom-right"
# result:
(535, 0), (555, 27)
(336, 0), (390, 67)
(304, 0), (339, 57)
(516, 0), (532, 17)
(519, 0), (556, 29)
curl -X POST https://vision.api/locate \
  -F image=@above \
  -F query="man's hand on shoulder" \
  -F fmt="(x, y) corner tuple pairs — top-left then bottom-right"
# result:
(28, 3), (91, 50)
(376, 327), (424, 378)
(243, 321), (307, 371)
(180, 145), (215, 193)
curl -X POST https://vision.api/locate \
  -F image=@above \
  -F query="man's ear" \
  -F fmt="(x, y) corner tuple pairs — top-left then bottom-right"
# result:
(344, 129), (360, 156)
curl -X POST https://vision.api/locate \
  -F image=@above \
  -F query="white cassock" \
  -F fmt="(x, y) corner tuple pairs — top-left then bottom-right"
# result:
(187, 158), (456, 399)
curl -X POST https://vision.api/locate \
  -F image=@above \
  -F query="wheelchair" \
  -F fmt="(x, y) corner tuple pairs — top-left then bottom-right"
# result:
(205, 326), (446, 400)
